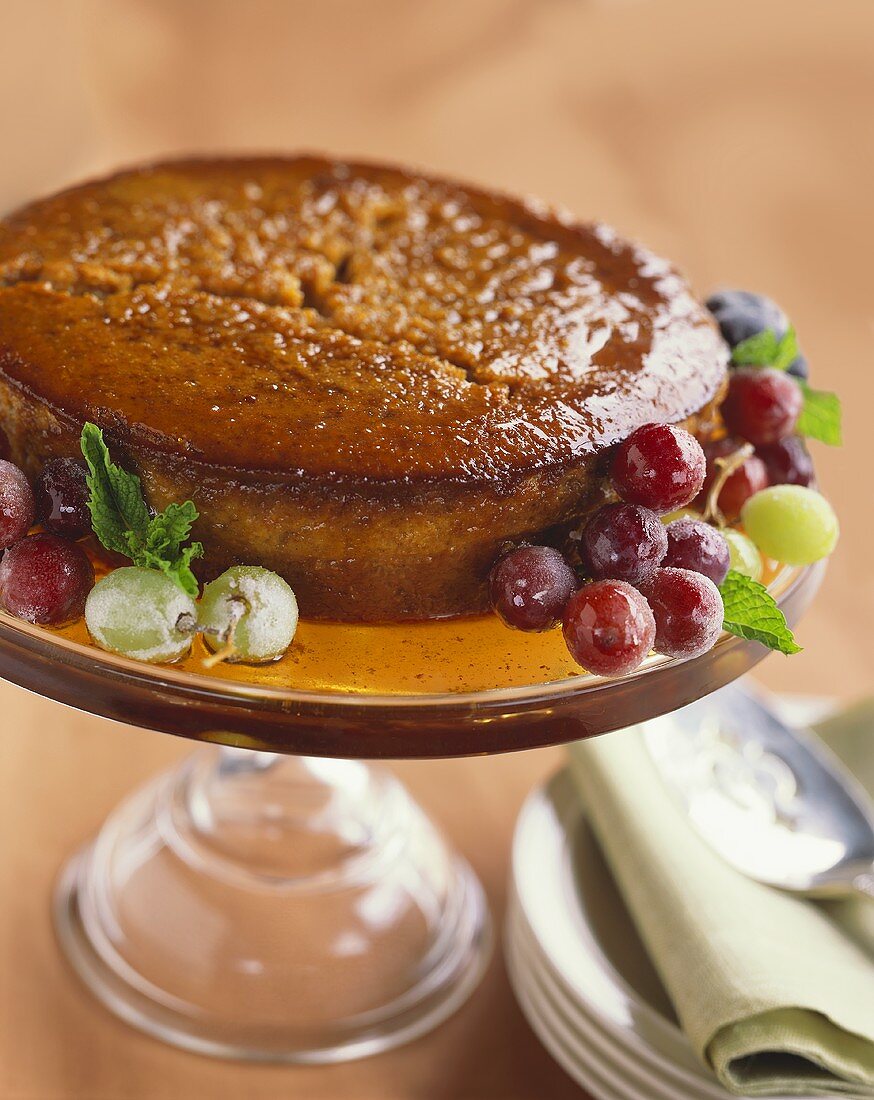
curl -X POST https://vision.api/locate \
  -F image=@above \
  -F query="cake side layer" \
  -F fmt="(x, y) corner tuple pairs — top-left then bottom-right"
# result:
(0, 371), (723, 621)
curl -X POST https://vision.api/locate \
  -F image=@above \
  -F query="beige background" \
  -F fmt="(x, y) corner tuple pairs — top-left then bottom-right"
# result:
(0, 1), (872, 1097)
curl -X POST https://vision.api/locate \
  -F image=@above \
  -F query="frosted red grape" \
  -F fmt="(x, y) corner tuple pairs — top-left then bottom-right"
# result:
(611, 424), (706, 514)
(489, 545), (578, 632)
(0, 459), (35, 549)
(719, 456), (768, 521)
(0, 532), (94, 625)
(757, 436), (814, 488)
(642, 567), (723, 659)
(700, 438), (768, 522)
(721, 368), (802, 446)
(663, 518), (730, 586)
(580, 503), (667, 585)
(562, 579), (656, 677)
(35, 457), (92, 538)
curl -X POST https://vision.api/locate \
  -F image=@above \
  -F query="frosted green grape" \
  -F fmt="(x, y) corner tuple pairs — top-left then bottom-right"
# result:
(741, 485), (839, 566)
(85, 567), (197, 663)
(721, 529), (763, 581)
(199, 566), (298, 663)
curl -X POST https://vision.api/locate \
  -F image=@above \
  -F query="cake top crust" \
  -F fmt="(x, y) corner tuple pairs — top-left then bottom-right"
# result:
(0, 156), (727, 484)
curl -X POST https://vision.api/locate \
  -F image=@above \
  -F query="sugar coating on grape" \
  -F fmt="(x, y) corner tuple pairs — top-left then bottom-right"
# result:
(199, 566), (298, 662)
(562, 579), (656, 677)
(721, 368), (802, 446)
(643, 567), (723, 660)
(721, 529), (763, 581)
(0, 459), (35, 549)
(580, 503), (667, 586)
(85, 567), (197, 663)
(0, 532), (94, 625)
(663, 518), (730, 586)
(741, 485), (838, 565)
(611, 424), (706, 514)
(489, 545), (577, 632)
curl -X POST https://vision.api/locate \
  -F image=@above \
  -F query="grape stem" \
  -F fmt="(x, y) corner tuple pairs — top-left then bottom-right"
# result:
(201, 596), (246, 669)
(703, 442), (754, 527)
(176, 611), (198, 636)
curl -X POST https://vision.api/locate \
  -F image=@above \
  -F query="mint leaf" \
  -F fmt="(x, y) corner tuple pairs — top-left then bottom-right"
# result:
(80, 423), (202, 594)
(144, 501), (198, 557)
(140, 540), (203, 597)
(141, 503), (203, 596)
(797, 382), (843, 446)
(772, 328), (799, 371)
(81, 422), (150, 555)
(730, 326), (798, 370)
(719, 569), (801, 655)
(731, 329), (780, 366)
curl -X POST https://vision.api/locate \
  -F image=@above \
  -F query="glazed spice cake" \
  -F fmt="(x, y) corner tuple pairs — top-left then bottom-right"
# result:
(0, 157), (727, 620)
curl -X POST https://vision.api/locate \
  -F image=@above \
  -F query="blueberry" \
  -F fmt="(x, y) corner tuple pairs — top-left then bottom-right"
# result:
(786, 352), (809, 381)
(705, 289), (787, 348)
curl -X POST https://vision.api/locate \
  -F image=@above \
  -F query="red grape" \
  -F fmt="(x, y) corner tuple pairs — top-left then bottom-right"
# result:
(700, 438), (768, 522)
(0, 533), (94, 625)
(757, 436), (814, 488)
(718, 456), (768, 521)
(489, 545), (577, 632)
(562, 579), (656, 677)
(663, 519), (730, 586)
(721, 368), (802, 446)
(0, 460), (35, 549)
(611, 424), (706, 514)
(699, 435), (738, 486)
(580, 503), (667, 586)
(642, 567), (723, 659)
(35, 457), (92, 538)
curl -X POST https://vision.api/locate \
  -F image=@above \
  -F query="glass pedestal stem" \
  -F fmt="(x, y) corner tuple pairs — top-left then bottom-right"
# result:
(53, 744), (492, 1063)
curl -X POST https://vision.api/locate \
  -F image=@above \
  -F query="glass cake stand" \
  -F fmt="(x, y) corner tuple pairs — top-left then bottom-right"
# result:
(0, 562), (822, 1064)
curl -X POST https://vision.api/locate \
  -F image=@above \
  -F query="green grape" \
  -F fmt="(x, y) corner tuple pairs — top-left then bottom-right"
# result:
(199, 566), (298, 663)
(721, 529), (763, 581)
(741, 485), (839, 566)
(85, 567), (197, 663)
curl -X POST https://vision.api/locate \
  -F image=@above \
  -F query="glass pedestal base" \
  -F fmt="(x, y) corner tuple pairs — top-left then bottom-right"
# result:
(53, 747), (492, 1063)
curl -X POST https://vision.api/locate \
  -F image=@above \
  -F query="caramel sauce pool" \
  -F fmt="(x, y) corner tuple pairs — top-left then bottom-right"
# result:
(56, 609), (586, 695)
(49, 544), (778, 697)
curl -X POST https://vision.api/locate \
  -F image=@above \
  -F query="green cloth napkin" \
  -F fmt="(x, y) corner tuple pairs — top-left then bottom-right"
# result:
(567, 697), (874, 1098)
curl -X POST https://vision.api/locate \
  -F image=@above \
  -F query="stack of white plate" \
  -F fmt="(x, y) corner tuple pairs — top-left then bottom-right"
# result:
(506, 767), (803, 1100)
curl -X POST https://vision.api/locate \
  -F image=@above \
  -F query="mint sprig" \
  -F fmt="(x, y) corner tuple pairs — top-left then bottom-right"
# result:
(796, 382), (843, 446)
(731, 326), (798, 371)
(719, 569), (801, 655)
(729, 326), (842, 446)
(80, 423), (203, 596)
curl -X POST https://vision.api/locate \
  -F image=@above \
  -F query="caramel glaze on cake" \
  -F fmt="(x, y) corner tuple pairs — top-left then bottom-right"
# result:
(0, 157), (727, 621)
